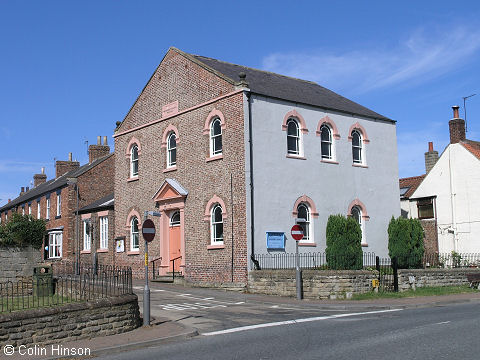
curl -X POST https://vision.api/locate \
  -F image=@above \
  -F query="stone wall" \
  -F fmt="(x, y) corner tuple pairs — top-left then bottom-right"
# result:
(0, 294), (140, 347)
(397, 268), (476, 291)
(248, 270), (377, 299)
(0, 246), (41, 282)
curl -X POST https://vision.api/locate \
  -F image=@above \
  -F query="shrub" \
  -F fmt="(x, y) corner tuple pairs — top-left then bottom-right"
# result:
(325, 214), (363, 270)
(0, 213), (46, 249)
(387, 216), (424, 268)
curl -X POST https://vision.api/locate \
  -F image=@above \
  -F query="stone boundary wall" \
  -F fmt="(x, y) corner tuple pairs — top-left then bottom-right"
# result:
(0, 294), (141, 347)
(248, 268), (480, 299)
(248, 270), (377, 299)
(0, 247), (41, 282)
(397, 268), (478, 291)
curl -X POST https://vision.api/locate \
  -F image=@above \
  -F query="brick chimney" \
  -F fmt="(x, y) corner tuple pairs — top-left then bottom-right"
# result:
(424, 142), (439, 174)
(56, 152), (80, 178)
(33, 167), (47, 187)
(88, 136), (110, 163)
(449, 105), (466, 144)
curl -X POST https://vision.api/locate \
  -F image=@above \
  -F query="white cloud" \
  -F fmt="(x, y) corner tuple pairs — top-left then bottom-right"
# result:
(262, 26), (480, 95)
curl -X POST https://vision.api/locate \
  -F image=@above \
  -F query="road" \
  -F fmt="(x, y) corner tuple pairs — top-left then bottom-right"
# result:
(97, 301), (480, 360)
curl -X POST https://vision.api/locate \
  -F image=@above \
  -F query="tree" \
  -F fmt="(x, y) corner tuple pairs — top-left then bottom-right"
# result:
(325, 214), (363, 270)
(0, 213), (46, 248)
(388, 216), (424, 268)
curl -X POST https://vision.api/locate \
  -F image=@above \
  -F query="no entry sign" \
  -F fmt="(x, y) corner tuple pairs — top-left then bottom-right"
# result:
(291, 225), (304, 241)
(142, 219), (156, 242)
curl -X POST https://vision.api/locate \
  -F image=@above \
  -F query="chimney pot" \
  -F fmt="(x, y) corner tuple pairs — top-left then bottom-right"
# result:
(69, 152), (72, 161)
(41, 167), (45, 174)
(103, 136), (108, 146)
(452, 105), (460, 119)
(20, 187), (24, 194)
(428, 142), (433, 152)
(97, 136), (101, 145)
(26, 187), (29, 192)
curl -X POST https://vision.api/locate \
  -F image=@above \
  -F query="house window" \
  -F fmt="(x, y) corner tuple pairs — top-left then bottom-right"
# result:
(170, 211), (180, 226)
(48, 232), (62, 259)
(296, 203), (311, 242)
(56, 193), (61, 217)
(83, 220), (91, 251)
(130, 216), (139, 251)
(287, 118), (300, 155)
(130, 145), (139, 177)
(210, 118), (222, 156)
(28, 204), (31, 216)
(211, 204), (224, 244)
(350, 205), (365, 244)
(417, 198), (434, 219)
(352, 130), (363, 164)
(167, 132), (177, 168)
(46, 198), (50, 220)
(22, 206), (25, 216)
(320, 124), (332, 160)
(99, 216), (108, 250)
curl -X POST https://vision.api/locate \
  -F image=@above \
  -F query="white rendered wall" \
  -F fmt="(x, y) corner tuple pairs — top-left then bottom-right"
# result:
(247, 95), (400, 257)
(412, 144), (480, 253)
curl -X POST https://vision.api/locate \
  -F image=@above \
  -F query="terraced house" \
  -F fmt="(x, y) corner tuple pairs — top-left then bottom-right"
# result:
(113, 47), (400, 285)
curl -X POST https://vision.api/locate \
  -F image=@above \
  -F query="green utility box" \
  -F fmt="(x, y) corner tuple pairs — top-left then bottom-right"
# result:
(33, 265), (53, 297)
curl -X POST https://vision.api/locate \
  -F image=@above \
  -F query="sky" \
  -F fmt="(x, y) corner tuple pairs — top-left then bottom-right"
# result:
(1, 1), (480, 206)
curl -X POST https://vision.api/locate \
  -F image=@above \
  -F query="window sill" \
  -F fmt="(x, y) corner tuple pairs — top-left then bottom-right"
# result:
(352, 163), (368, 168)
(361, 243), (368, 247)
(163, 166), (177, 173)
(97, 249), (108, 253)
(298, 242), (317, 247)
(286, 154), (306, 160)
(80, 250), (91, 254)
(206, 154), (223, 162)
(55, 215), (61, 220)
(127, 177), (139, 183)
(321, 159), (339, 165)
(207, 244), (225, 250)
(127, 250), (140, 256)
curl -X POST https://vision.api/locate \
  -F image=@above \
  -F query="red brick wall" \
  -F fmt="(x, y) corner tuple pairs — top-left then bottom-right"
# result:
(114, 49), (248, 284)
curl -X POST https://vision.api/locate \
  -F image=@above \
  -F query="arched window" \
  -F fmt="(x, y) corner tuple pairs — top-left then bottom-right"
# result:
(350, 205), (365, 244)
(287, 118), (300, 155)
(351, 130), (363, 164)
(170, 210), (180, 226)
(210, 118), (222, 156)
(211, 204), (224, 244)
(130, 145), (139, 177)
(320, 124), (332, 159)
(130, 216), (139, 251)
(167, 132), (177, 168)
(296, 203), (311, 242)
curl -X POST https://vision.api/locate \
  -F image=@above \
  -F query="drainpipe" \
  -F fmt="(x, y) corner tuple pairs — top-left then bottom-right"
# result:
(246, 92), (255, 262)
(448, 146), (458, 252)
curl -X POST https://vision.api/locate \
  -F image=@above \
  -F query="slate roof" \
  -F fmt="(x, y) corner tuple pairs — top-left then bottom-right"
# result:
(399, 175), (426, 199)
(78, 193), (114, 214)
(0, 153), (114, 213)
(181, 50), (392, 122)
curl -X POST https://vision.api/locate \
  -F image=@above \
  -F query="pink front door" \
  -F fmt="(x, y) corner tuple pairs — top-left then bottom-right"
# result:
(169, 211), (181, 272)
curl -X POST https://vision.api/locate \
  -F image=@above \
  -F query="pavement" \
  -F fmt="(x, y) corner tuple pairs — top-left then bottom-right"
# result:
(20, 283), (480, 360)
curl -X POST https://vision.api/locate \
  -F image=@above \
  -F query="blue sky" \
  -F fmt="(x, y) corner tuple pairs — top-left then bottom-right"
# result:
(1, 1), (480, 206)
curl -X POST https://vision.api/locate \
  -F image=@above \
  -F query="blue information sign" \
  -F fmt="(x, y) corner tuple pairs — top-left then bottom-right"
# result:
(266, 232), (286, 250)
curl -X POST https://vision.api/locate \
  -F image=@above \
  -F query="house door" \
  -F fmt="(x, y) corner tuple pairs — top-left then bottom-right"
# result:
(169, 210), (181, 272)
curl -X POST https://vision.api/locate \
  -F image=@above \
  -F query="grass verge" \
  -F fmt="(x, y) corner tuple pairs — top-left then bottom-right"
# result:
(352, 285), (477, 300)
(0, 294), (79, 313)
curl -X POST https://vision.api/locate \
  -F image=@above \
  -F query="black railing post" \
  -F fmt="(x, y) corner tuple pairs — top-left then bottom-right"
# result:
(392, 257), (399, 292)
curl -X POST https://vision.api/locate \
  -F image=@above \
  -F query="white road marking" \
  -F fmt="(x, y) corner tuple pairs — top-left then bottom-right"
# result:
(133, 286), (164, 292)
(176, 294), (244, 306)
(202, 309), (403, 336)
(157, 302), (227, 311)
(435, 321), (451, 325)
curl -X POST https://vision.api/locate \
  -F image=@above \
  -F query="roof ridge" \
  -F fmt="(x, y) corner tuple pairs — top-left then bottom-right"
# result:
(399, 174), (426, 181)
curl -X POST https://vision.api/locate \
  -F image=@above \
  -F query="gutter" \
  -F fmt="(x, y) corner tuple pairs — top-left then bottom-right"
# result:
(246, 92), (256, 264)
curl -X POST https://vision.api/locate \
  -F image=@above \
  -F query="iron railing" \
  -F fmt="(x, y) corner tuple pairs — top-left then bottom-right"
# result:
(0, 262), (133, 313)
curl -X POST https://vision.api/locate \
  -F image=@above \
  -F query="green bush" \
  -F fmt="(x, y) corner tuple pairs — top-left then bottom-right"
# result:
(387, 216), (424, 268)
(325, 214), (363, 270)
(0, 213), (46, 249)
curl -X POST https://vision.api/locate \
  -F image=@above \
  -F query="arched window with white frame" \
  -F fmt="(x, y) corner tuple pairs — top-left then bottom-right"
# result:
(351, 130), (363, 164)
(167, 132), (177, 168)
(210, 204), (224, 245)
(296, 203), (311, 242)
(350, 205), (365, 244)
(210, 118), (222, 156)
(287, 118), (300, 155)
(130, 145), (139, 177)
(170, 210), (180, 227)
(320, 124), (332, 160)
(130, 216), (139, 251)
